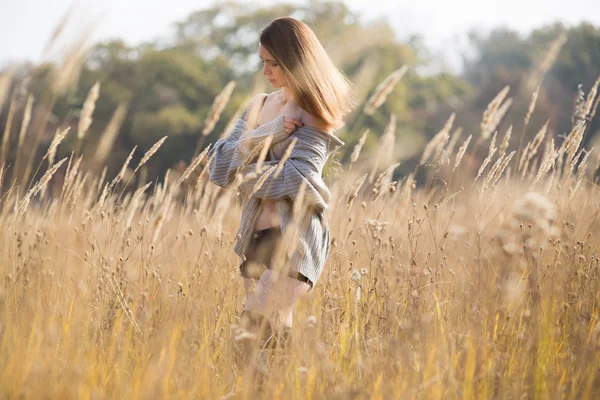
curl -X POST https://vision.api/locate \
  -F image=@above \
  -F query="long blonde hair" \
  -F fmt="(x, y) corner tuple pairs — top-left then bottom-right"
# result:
(260, 17), (356, 129)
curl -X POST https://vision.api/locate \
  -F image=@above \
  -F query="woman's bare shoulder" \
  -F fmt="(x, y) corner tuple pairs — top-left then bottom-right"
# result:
(263, 90), (283, 105)
(250, 92), (270, 106)
(277, 99), (330, 133)
(242, 93), (269, 122)
(299, 109), (332, 134)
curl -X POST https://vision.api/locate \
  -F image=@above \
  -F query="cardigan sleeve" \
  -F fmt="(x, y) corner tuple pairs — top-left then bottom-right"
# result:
(237, 134), (332, 209)
(237, 115), (290, 157)
(207, 114), (287, 188)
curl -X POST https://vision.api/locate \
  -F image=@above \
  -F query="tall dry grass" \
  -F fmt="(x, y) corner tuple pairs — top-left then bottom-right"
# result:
(0, 32), (599, 400)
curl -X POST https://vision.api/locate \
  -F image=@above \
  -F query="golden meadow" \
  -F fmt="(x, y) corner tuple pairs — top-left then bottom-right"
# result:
(0, 26), (599, 400)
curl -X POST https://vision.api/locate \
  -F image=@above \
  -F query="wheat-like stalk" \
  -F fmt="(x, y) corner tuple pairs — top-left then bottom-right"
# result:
(369, 114), (396, 183)
(593, 151), (600, 179)
(481, 86), (510, 139)
(499, 125), (512, 158)
(491, 151), (516, 187)
(292, 179), (308, 222)
(16, 95), (34, 150)
(484, 153), (505, 186)
(520, 120), (549, 177)
(540, 137), (555, 173)
(572, 84), (586, 128)
(151, 196), (174, 244)
(380, 114), (397, 165)
(518, 141), (531, 173)
(12, 94), (35, 187)
(434, 114), (455, 164)
(67, 172), (89, 211)
(0, 68), (14, 113)
(590, 83), (600, 123)
(203, 81), (236, 136)
(363, 66), (408, 115)
(453, 135), (472, 172)
(398, 172), (415, 211)
(175, 144), (211, 189)
(61, 152), (74, 190)
(350, 129), (369, 164)
(532, 139), (557, 187)
(194, 149), (217, 196)
(61, 156), (82, 203)
(44, 127), (70, 168)
(348, 59), (379, 114)
(565, 121), (587, 160)
(249, 165), (277, 197)
(255, 134), (273, 173)
(516, 85), (542, 169)
(526, 84), (542, 127)
(52, 37), (91, 95)
(527, 33), (567, 90)
(372, 162), (400, 201)
(0, 164), (6, 197)
(0, 97), (16, 168)
(272, 137), (297, 179)
(94, 103), (129, 165)
(347, 173), (368, 210)
(96, 166), (107, 195)
(374, 162), (400, 189)
(222, 96), (252, 139)
(489, 98), (513, 140)
(559, 120), (587, 176)
(567, 148), (587, 178)
(421, 113), (455, 165)
(125, 182), (153, 229)
(583, 76), (600, 118)
(239, 134), (275, 169)
(445, 127), (463, 159)
(17, 157), (68, 220)
(475, 147), (497, 181)
(108, 146), (137, 190)
(41, 4), (73, 56)
(543, 167), (556, 194)
(488, 131), (497, 156)
(78, 82), (99, 140)
(158, 169), (171, 205)
(572, 148), (593, 196)
(134, 136), (168, 174)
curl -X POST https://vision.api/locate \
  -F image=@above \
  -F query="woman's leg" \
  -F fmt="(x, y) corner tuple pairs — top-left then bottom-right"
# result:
(244, 269), (311, 328)
(243, 277), (257, 300)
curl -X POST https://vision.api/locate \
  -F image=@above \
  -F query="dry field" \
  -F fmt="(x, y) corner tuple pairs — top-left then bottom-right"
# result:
(0, 43), (600, 399)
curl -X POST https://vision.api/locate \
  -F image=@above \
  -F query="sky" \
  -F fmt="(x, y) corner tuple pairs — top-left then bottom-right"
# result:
(1, 0), (599, 72)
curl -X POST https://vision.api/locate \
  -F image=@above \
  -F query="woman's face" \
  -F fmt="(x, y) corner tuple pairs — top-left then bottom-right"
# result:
(259, 44), (287, 88)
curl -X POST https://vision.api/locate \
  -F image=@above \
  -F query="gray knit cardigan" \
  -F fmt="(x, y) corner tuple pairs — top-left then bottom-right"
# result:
(207, 101), (344, 285)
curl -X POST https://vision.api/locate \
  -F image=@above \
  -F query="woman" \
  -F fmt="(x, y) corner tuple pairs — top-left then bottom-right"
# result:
(208, 17), (354, 359)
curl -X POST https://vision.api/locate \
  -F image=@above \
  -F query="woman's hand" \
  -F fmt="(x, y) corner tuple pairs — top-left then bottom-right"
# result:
(283, 117), (304, 134)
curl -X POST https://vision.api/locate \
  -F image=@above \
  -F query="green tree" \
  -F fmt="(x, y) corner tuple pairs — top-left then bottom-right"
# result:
(17, 0), (472, 186)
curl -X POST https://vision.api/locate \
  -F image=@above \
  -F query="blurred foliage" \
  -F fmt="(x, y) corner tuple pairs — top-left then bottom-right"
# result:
(1, 1), (599, 188)
(459, 22), (600, 145)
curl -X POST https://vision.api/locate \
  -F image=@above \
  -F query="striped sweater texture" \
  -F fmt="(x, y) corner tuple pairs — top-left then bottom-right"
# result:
(207, 105), (344, 285)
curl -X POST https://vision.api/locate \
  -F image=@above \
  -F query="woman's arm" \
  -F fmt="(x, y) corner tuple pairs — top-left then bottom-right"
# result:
(236, 115), (290, 156)
(207, 117), (248, 188)
(237, 135), (331, 209)
(207, 109), (287, 189)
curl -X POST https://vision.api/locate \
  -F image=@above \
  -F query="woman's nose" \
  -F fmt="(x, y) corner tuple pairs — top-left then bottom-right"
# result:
(262, 64), (270, 76)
